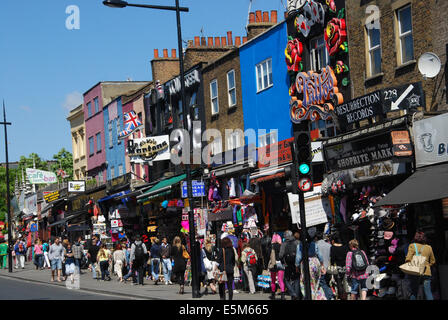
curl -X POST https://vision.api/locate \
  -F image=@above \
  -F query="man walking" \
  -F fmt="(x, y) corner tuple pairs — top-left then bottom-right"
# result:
(130, 235), (147, 285)
(316, 232), (335, 300)
(49, 237), (65, 282)
(14, 238), (26, 269)
(0, 239), (8, 269)
(160, 237), (172, 285)
(72, 237), (84, 274)
(87, 238), (100, 280)
(150, 238), (161, 285)
(280, 230), (300, 300)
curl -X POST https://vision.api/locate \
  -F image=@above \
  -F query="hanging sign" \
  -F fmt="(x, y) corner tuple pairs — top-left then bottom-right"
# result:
(382, 82), (425, 112)
(44, 190), (61, 204)
(391, 130), (413, 157)
(26, 168), (57, 184)
(288, 192), (330, 227)
(68, 181), (85, 193)
(181, 180), (206, 198)
(127, 135), (170, 163)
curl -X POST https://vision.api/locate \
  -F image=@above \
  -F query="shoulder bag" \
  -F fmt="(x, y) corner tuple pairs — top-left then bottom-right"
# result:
(182, 245), (190, 260)
(215, 248), (228, 283)
(399, 243), (426, 276)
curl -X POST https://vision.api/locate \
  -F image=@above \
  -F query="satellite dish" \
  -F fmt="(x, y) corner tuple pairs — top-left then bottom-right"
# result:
(418, 52), (441, 79)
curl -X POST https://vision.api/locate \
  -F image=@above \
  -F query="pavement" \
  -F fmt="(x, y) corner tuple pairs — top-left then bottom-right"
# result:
(0, 262), (272, 300)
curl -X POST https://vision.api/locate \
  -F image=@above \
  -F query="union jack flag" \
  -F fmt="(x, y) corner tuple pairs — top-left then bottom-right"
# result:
(118, 110), (143, 139)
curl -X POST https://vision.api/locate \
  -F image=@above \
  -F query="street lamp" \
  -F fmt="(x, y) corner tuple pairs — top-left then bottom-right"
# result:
(102, 0), (201, 299)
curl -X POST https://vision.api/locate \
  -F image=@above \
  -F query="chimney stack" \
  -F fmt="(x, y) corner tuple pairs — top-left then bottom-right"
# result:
(271, 10), (278, 23)
(208, 37), (214, 47)
(201, 37), (206, 46)
(235, 36), (241, 47)
(194, 36), (200, 47)
(163, 49), (168, 58)
(215, 37), (221, 47)
(221, 36), (227, 47)
(255, 10), (262, 22)
(171, 49), (176, 58)
(249, 12), (255, 23)
(227, 31), (233, 46)
(154, 49), (159, 59)
(263, 11), (269, 22)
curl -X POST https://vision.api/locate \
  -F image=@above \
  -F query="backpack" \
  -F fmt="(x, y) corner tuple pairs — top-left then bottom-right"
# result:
(134, 243), (145, 262)
(351, 250), (368, 272)
(247, 250), (257, 266)
(283, 241), (297, 266)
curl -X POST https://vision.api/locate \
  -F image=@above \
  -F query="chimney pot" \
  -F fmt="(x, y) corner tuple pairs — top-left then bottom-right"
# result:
(171, 49), (176, 58)
(235, 36), (241, 47)
(271, 10), (278, 23)
(243, 36), (248, 44)
(227, 31), (233, 46)
(215, 37), (221, 47)
(221, 37), (227, 46)
(163, 49), (168, 58)
(154, 49), (159, 58)
(263, 11), (269, 22)
(249, 12), (255, 23)
(208, 37), (214, 47)
(194, 36), (200, 47)
(201, 37), (206, 46)
(255, 10), (262, 22)
(284, 11), (288, 19)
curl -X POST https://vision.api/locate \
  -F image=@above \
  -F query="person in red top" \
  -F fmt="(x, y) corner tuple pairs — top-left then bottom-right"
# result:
(345, 239), (369, 300)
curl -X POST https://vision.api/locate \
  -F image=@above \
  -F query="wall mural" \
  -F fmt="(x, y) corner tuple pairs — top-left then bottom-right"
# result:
(285, 0), (350, 124)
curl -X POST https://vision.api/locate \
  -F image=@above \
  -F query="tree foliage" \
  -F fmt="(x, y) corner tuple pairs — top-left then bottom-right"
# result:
(50, 148), (73, 182)
(0, 167), (18, 221)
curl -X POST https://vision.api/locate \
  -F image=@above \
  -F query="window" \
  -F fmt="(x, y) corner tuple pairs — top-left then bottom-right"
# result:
(256, 58), (273, 92)
(98, 172), (104, 184)
(211, 138), (222, 155)
(258, 131), (278, 148)
(94, 97), (99, 113)
(116, 120), (121, 144)
(397, 5), (414, 64)
(87, 102), (92, 118)
(367, 25), (382, 76)
(118, 164), (123, 177)
(110, 167), (115, 179)
(310, 36), (330, 71)
(311, 119), (339, 138)
(227, 70), (237, 107)
(108, 122), (113, 148)
(96, 133), (101, 152)
(226, 131), (241, 150)
(210, 80), (219, 115)
(89, 136), (94, 156)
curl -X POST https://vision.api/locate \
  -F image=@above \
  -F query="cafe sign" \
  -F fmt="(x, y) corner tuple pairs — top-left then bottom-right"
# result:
(26, 168), (57, 184)
(127, 135), (170, 163)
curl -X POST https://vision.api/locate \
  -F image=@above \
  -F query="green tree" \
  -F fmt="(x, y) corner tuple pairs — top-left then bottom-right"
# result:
(0, 166), (18, 222)
(50, 148), (73, 183)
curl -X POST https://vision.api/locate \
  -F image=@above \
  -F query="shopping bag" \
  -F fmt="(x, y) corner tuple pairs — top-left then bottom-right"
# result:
(399, 244), (426, 276)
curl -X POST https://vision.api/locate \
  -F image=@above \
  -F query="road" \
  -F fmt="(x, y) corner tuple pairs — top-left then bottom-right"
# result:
(0, 276), (133, 300)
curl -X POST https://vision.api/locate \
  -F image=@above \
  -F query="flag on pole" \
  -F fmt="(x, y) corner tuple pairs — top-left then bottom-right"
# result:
(118, 110), (143, 139)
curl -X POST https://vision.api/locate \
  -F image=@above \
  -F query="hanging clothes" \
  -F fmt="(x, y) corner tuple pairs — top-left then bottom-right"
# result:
(228, 178), (236, 198)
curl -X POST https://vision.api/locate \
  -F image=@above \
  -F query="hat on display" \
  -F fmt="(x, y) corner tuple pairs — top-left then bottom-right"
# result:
(382, 218), (395, 230)
(377, 209), (388, 218)
(161, 200), (169, 209)
(377, 231), (384, 238)
(378, 239), (385, 246)
(384, 231), (394, 240)
(351, 213), (360, 221)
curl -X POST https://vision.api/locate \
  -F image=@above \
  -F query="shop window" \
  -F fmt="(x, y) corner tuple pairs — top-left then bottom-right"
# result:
(227, 70), (237, 107)
(310, 36), (330, 71)
(256, 58), (273, 92)
(396, 4), (414, 65)
(210, 79), (219, 115)
(366, 23), (382, 76)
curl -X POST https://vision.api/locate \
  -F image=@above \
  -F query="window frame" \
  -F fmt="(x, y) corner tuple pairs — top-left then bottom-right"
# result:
(211, 137), (222, 156)
(87, 102), (92, 118)
(108, 121), (113, 149)
(255, 58), (273, 93)
(258, 131), (278, 148)
(310, 36), (330, 71)
(366, 24), (382, 77)
(89, 136), (94, 156)
(96, 132), (102, 153)
(396, 4), (414, 65)
(210, 79), (219, 115)
(227, 70), (237, 108)
(94, 97), (99, 113)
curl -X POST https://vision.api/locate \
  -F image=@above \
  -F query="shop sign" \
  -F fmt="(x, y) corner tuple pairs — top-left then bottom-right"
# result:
(391, 131), (413, 157)
(334, 90), (383, 128)
(413, 112), (448, 168)
(25, 194), (37, 214)
(288, 191), (330, 227)
(181, 180), (206, 198)
(382, 82), (425, 112)
(44, 190), (61, 204)
(324, 132), (395, 172)
(127, 135), (170, 163)
(290, 66), (343, 124)
(68, 181), (85, 193)
(26, 168), (57, 184)
(258, 138), (293, 168)
(71, 189), (107, 211)
(168, 69), (200, 96)
(106, 173), (131, 191)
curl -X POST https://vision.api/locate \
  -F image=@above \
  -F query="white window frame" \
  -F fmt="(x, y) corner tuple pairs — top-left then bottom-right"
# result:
(227, 70), (237, 108)
(310, 36), (330, 71)
(108, 122), (113, 148)
(211, 138), (222, 156)
(118, 164), (123, 177)
(256, 58), (273, 93)
(210, 79), (219, 115)
(226, 131), (241, 151)
(367, 24), (382, 76)
(98, 172), (104, 184)
(258, 131), (277, 148)
(110, 167), (115, 179)
(397, 4), (414, 65)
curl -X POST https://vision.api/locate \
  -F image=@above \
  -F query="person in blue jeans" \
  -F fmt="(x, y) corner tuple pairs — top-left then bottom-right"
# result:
(160, 237), (173, 285)
(345, 239), (369, 300)
(150, 238), (162, 285)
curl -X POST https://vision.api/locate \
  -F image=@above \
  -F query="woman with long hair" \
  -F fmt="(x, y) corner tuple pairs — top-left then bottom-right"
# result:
(97, 244), (112, 281)
(113, 243), (126, 282)
(202, 238), (218, 295)
(217, 237), (236, 300)
(64, 243), (76, 283)
(33, 239), (44, 270)
(268, 233), (286, 300)
(171, 236), (187, 294)
(406, 231), (436, 300)
(329, 232), (349, 300)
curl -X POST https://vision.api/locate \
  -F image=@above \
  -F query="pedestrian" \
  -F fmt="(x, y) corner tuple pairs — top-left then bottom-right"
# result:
(296, 228), (326, 300)
(61, 238), (69, 280)
(171, 236), (187, 294)
(150, 238), (162, 285)
(202, 238), (218, 295)
(33, 239), (44, 270)
(329, 232), (349, 300)
(260, 226), (272, 271)
(72, 237), (84, 274)
(160, 237), (172, 285)
(279, 230), (300, 300)
(97, 244), (112, 281)
(49, 237), (65, 282)
(0, 239), (8, 269)
(14, 238), (26, 269)
(345, 239), (369, 300)
(64, 243), (76, 284)
(316, 232), (335, 300)
(217, 237), (236, 300)
(87, 238), (100, 280)
(130, 235), (148, 285)
(42, 240), (51, 269)
(123, 242), (136, 284)
(406, 231), (436, 300)
(267, 233), (286, 300)
(240, 242), (257, 294)
(248, 235), (263, 289)
(113, 243), (126, 282)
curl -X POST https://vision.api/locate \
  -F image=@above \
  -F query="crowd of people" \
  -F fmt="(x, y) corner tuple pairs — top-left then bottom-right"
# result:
(5, 228), (436, 300)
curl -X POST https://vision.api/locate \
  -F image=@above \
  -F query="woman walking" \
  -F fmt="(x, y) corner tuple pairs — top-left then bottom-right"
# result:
(345, 239), (369, 300)
(406, 231), (436, 300)
(171, 236), (187, 294)
(33, 239), (44, 270)
(43, 240), (51, 269)
(202, 238), (218, 295)
(241, 242), (257, 294)
(64, 243), (76, 283)
(330, 232), (349, 300)
(97, 244), (112, 281)
(217, 237), (236, 300)
(113, 243), (126, 282)
(268, 234), (286, 300)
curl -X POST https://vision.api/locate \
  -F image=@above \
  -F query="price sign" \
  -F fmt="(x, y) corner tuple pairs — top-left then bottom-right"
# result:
(298, 177), (313, 192)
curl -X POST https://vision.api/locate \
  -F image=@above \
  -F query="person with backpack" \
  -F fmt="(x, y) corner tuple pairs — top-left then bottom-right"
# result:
(72, 237), (84, 274)
(240, 242), (257, 294)
(14, 238), (27, 269)
(316, 232), (335, 300)
(268, 233), (286, 300)
(279, 230), (300, 300)
(130, 235), (148, 285)
(345, 239), (369, 300)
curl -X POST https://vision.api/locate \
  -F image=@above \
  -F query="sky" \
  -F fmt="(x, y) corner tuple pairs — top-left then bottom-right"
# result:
(0, 0), (285, 163)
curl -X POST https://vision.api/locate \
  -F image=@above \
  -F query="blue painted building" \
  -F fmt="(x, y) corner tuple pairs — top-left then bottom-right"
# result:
(103, 97), (126, 180)
(239, 20), (292, 147)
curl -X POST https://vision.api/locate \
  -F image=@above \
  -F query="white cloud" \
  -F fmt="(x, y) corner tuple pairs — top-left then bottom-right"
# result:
(62, 91), (83, 112)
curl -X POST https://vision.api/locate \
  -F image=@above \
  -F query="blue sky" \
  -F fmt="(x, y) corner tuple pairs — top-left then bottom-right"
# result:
(0, 0), (285, 163)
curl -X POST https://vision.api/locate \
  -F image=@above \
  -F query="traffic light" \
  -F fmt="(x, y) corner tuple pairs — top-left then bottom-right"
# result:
(294, 129), (313, 193)
(284, 148), (299, 194)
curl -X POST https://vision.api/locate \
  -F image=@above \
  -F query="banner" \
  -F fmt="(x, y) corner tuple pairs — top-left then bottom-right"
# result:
(288, 192), (330, 227)
(25, 194), (37, 214)
(127, 135), (170, 163)
(413, 113), (448, 168)
(26, 168), (57, 184)
(68, 181), (86, 193)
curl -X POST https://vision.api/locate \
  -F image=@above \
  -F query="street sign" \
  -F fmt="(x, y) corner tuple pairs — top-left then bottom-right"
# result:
(298, 177), (313, 192)
(181, 180), (206, 198)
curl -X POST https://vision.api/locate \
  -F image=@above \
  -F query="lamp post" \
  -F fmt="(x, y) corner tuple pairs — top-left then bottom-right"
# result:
(103, 0), (201, 298)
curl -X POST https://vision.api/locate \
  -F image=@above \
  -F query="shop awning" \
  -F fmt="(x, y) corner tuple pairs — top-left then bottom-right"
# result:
(250, 164), (290, 184)
(137, 173), (187, 202)
(67, 224), (90, 232)
(48, 219), (67, 228)
(98, 190), (130, 203)
(374, 162), (448, 207)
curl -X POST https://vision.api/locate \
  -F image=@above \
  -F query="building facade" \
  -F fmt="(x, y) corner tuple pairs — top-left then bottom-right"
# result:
(67, 104), (87, 180)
